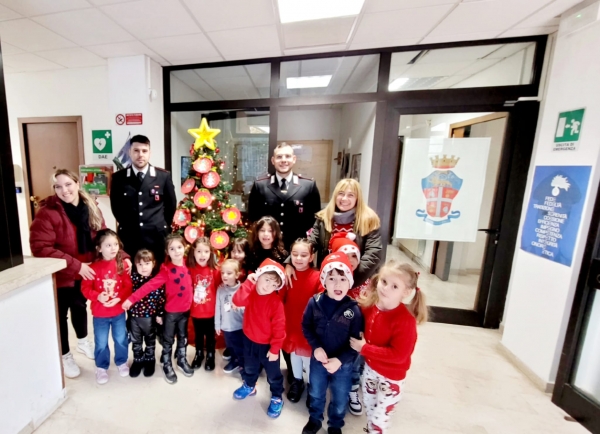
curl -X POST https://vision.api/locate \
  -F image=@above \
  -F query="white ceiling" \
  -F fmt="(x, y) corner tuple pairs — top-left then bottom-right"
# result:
(0, 0), (582, 74)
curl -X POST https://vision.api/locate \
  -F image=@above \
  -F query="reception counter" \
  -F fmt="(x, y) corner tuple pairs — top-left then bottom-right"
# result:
(0, 257), (67, 434)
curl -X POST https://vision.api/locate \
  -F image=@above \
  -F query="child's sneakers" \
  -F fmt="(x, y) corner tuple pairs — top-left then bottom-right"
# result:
(223, 360), (240, 373)
(222, 348), (232, 360)
(96, 368), (108, 385)
(267, 397), (284, 418)
(348, 387), (363, 415)
(287, 379), (305, 403)
(76, 339), (95, 360)
(117, 363), (130, 377)
(302, 419), (322, 434)
(62, 352), (81, 379)
(233, 382), (256, 400)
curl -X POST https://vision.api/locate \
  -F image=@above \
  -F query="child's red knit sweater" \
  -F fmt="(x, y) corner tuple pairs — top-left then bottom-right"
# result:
(361, 303), (417, 381)
(189, 265), (221, 318)
(282, 267), (321, 357)
(233, 279), (286, 354)
(128, 263), (193, 313)
(81, 258), (132, 318)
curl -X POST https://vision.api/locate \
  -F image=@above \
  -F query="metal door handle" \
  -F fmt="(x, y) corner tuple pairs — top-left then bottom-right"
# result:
(478, 228), (500, 234)
(30, 195), (40, 208)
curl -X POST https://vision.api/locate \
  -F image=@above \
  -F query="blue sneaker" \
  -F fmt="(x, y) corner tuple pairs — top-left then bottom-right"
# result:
(267, 397), (284, 418)
(233, 382), (256, 400)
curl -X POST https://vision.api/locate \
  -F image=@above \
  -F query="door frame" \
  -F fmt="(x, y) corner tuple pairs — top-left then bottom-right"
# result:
(370, 100), (540, 328)
(18, 116), (84, 226)
(552, 182), (600, 433)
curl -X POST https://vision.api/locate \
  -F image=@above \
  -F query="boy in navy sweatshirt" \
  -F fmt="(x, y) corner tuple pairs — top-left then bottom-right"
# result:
(301, 253), (363, 434)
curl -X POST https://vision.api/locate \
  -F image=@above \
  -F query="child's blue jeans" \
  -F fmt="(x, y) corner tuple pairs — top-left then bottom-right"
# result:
(351, 354), (365, 389)
(93, 313), (128, 369)
(308, 356), (353, 429)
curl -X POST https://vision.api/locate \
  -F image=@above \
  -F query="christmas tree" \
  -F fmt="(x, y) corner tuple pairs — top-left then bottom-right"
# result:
(171, 117), (247, 252)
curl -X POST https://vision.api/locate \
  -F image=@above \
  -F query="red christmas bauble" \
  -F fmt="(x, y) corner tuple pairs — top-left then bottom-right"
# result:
(222, 207), (241, 225)
(184, 225), (201, 244)
(202, 171), (220, 189)
(193, 189), (213, 209)
(173, 209), (191, 227)
(210, 231), (229, 249)
(215, 148), (220, 154)
(193, 157), (213, 174)
(181, 178), (196, 194)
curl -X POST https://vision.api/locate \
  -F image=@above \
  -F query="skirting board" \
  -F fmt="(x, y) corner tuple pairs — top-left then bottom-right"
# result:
(17, 389), (67, 434)
(498, 342), (554, 394)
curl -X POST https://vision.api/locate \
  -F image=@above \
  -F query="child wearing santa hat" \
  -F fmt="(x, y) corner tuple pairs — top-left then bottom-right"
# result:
(301, 253), (363, 434)
(232, 258), (286, 419)
(331, 233), (372, 416)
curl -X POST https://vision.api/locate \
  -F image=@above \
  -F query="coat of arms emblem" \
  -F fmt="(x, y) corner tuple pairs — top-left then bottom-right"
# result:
(416, 155), (462, 225)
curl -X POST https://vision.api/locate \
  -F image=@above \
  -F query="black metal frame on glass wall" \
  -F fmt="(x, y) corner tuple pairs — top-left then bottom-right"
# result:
(163, 35), (547, 328)
(0, 41), (24, 272)
(552, 186), (600, 433)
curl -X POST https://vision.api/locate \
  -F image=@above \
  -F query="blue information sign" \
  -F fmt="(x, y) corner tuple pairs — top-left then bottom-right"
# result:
(520, 165), (591, 266)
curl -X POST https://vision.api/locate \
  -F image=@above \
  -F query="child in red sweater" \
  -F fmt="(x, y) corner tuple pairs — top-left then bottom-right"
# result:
(350, 260), (428, 434)
(81, 229), (132, 385)
(188, 237), (221, 371)
(123, 234), (194, 385)
(232, 259), (286, 419)
(283, 239), (320, 404)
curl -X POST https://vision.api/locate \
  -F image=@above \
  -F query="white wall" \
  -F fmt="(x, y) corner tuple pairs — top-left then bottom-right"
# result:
(502, 4), (600, 387)
(278, 107), (342, 203)
(339, 102), (377, 202)
(6, 56), (164, 254)
(0, 276), (64, 434)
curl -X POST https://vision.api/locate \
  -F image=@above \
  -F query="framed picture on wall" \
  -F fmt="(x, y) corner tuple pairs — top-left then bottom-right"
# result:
(181, 156), (192, 185)
(350, 154), (361, 181)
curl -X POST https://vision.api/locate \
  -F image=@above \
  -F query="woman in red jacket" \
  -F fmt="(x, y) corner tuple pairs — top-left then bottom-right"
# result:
(29, 169), (109, 379)
(350, 260), (428, 434)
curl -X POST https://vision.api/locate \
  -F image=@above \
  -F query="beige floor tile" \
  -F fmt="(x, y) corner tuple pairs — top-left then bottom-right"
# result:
(35, 322), (588, 434)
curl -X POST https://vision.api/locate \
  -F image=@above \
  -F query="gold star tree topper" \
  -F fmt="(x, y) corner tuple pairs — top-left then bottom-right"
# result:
(188, 117), (220, 150)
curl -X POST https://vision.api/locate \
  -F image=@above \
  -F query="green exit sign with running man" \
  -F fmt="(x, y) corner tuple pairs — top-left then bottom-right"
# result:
(553, 108), (585, 151)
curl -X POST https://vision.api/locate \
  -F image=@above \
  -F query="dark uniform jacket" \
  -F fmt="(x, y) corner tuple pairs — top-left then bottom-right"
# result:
(110, 165), (176, 264)
(248, 173), (321, 250)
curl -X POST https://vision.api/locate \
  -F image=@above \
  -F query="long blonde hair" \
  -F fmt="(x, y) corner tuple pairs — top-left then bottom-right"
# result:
(317, 178), (380, 235)
(361, 260), (428, 324)
(52, 169), (103, 231)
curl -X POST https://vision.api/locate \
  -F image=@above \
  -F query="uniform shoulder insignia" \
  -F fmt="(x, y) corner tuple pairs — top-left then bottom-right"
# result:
(256, 174), (271, 181)
(298, 174), (315, 181)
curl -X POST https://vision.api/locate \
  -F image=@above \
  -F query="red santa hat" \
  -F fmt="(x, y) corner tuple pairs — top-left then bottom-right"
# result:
(256, 258), (286, 290)
(330, 234), (361, 260)
(328, 231), (357, 252)
(319, 253), (354, 288)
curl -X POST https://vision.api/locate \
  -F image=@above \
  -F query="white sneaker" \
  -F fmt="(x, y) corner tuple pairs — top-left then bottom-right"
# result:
(96, 368), (108, 385)
(348, 388), (363, 415)
(117, 363), (130, 377)
(62, 352), (81, 378)
(77, 339), (95, 360)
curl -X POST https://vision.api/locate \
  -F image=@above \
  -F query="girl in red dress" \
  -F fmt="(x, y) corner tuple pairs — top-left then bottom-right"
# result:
(282, 239), (321, 403)
(350, 260), (428, 434)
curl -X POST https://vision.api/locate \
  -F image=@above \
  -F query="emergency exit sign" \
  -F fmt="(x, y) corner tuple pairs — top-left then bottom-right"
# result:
(553, 108), (585, 151)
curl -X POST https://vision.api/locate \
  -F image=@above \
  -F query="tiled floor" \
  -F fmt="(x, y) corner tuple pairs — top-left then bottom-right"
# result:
(387, 245), (479, 310)
(36, 323), (586, 434)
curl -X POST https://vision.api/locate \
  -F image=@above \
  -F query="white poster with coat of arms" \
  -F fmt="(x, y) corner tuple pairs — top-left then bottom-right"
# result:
(394, 137), (491, 242)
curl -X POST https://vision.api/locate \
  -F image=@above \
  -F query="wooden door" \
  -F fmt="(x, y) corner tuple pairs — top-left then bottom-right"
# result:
(278, 140), (333, 199)
(19, 117), (83, 222)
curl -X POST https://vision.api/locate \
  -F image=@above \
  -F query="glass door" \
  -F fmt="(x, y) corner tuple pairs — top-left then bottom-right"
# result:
(553, 199), (600, 433)
(389, 112), (508, 325)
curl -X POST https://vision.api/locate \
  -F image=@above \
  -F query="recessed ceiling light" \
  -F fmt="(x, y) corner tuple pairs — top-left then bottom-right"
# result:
(389, 77), (409, 91)
(287, 75), (332, 89)
(278, 0), (365, 24)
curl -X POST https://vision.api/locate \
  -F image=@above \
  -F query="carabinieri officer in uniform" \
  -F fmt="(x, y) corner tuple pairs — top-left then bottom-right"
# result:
(248, 142), (321, 252)
(110, 135), (176, 265)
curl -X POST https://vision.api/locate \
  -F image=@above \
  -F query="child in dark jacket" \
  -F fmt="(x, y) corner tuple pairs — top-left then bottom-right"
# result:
(301, 253), (363, 434)
(128, 249), (166, 378)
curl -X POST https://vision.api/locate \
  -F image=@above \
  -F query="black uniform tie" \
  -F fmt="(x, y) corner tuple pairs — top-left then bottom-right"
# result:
(137, 172), (144, 183)
(280, 178), (287, 193)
